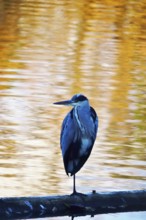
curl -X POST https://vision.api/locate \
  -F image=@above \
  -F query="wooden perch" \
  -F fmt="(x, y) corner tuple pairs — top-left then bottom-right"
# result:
(0, 190), (146, 219)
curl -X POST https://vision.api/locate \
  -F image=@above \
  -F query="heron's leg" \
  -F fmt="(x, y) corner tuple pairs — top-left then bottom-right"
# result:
(71, 175), (86, 196)
(73, 174), (76, 194)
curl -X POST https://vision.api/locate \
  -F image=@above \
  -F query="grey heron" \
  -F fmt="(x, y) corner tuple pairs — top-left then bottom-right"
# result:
(54, 94), (98, 195)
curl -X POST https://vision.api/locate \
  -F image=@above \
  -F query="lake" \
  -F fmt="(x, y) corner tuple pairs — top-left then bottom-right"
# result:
(0, 0), (146, 219)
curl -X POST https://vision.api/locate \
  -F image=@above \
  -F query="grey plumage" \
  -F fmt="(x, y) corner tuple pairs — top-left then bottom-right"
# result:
(54, 94), (98, 194)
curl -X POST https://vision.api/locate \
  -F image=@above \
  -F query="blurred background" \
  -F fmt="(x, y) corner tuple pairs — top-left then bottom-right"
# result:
(0, 0), (146, 219)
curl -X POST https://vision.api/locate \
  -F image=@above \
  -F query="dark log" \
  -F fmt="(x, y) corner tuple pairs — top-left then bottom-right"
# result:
(0, 190), (146, 219)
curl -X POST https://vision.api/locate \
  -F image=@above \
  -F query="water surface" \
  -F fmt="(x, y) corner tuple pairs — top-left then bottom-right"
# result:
(0, 0), (146, 219)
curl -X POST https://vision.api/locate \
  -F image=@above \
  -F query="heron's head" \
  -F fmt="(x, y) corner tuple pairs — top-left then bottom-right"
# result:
(54, 94), (89, 107)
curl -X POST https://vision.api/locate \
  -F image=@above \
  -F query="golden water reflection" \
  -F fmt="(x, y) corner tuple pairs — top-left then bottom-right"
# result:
(0, 0), (146, 199)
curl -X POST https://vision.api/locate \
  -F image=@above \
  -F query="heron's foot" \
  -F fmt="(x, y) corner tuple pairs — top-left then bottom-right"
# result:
(70, 191), (87, 197)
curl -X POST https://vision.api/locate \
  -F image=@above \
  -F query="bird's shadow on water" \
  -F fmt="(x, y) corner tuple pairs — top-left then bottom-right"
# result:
(68, 193), (93, 220)
(70, 214), (94, 220)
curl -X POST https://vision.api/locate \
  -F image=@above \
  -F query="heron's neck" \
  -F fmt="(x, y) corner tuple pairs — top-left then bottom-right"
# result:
(74, 103), (90, 133)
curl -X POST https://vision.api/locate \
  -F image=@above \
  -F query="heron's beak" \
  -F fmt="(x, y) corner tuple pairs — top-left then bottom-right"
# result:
(54, 99), (73, 106)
